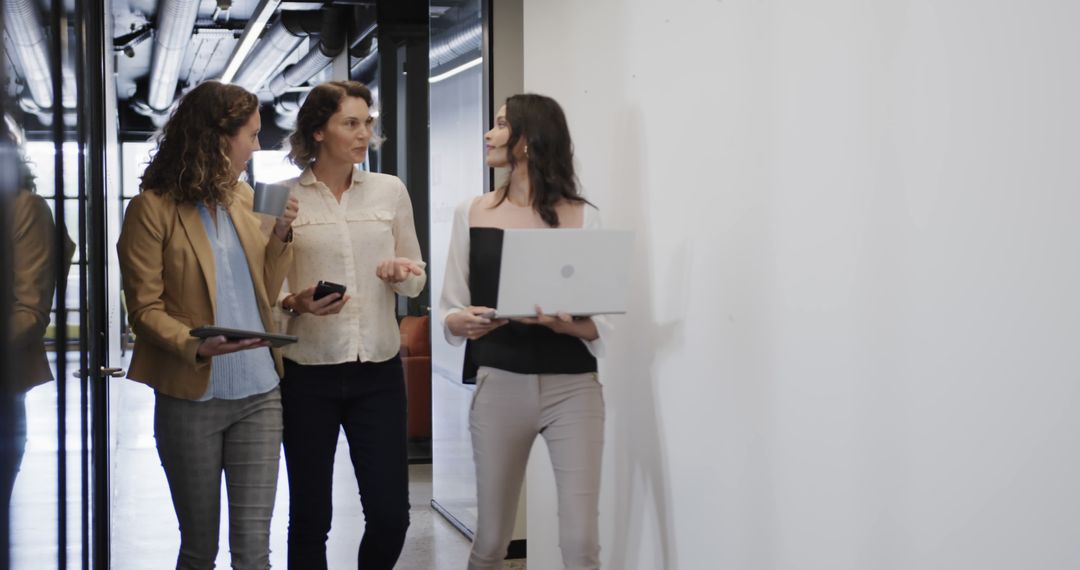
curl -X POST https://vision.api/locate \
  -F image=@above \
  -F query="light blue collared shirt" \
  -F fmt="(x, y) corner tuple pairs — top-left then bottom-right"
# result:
(196, 203), (279, 400)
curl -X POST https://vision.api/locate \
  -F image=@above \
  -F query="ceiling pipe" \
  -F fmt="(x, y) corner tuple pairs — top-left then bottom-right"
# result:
(272, 90), (305, 130)
(3, 0), (55, 109)
(429, 17), (481, 70)
(231, 11), (324, 92)
(146, 0), (201, 113)
(267, 7), (347, 98)
(218, 0), (280, 84)
(349, 47), (378, 84)
(348, 21), (378, 83)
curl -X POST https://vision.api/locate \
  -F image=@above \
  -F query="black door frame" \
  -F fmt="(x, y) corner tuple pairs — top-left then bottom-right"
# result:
(74, 0), (113, 565)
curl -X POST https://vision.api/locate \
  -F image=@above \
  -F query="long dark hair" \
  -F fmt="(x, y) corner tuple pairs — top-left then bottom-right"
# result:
(495, 94), (590, 227)
(140, 81), (259, 205)
(287, 80), (375, 168)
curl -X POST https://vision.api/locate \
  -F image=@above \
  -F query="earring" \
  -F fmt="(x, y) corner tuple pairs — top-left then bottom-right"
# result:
(524, 144), (529, 157)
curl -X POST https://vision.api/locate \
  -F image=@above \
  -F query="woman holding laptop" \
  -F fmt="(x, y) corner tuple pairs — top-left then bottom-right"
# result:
(440, 93), (610, 570)
(275, 80), (426, 569)
(117, 80), (297, 569)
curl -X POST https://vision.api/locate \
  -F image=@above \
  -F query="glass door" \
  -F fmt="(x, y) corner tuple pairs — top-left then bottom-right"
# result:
(2, 0), (115, 565)
(429, 0), (486, 538)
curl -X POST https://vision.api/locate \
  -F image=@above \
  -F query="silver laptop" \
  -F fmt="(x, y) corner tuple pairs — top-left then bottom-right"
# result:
(493, 229), (633, 318)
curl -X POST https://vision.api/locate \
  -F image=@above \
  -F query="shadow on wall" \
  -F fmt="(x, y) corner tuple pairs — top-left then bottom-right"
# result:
(604, 105), (685, 570)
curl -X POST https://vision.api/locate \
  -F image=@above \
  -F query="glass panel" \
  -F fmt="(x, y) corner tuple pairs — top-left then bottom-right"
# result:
(120, 142), (154, 199)
(3, 99), (85, 569)
(3, 0), (103, 562)
(22, 142), (82, 199)
(429, 0), (485, 536)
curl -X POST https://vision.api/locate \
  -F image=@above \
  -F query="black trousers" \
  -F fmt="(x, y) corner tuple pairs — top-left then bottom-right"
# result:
(281, 356), (410, 570)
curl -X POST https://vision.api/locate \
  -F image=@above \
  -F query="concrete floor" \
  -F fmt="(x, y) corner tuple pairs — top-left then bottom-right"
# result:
(9, 373), (527, 569)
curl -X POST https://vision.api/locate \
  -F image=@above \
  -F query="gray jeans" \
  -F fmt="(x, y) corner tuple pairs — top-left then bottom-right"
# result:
(468, 367), (605, 570)
(155, 388), (283, 570)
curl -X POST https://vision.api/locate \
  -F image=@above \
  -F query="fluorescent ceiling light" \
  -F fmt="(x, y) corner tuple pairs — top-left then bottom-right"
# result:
(429, 57), (483, 84)
(3, 113), (23, 145)
(220, 0), (281, 84)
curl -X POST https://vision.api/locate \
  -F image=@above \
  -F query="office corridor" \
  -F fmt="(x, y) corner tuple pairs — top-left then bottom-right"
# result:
(9, 361), (524, 569)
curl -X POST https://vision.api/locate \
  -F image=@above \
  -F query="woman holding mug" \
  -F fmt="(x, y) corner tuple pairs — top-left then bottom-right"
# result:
(117, 80), (297, 569)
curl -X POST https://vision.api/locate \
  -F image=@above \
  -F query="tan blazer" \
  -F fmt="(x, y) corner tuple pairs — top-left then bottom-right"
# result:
(10, 190), (74, 393)
(117, 182), (293, 400)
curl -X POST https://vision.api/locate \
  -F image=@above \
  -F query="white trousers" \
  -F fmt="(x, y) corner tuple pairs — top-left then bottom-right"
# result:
(467, 366), (605, 570)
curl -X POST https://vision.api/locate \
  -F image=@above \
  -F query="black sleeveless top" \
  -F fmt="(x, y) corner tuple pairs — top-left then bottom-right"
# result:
(462, 227), (598, 381)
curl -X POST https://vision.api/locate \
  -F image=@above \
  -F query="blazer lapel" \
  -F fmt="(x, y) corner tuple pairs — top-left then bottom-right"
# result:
(176, 203), (217, 315)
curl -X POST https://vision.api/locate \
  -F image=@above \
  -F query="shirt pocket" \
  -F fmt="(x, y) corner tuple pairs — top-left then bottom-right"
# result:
(345, 209), (395, 224)
(289, 212), (339, 244)
(291, 211), (337, 229)
(346, 209), (396, 248)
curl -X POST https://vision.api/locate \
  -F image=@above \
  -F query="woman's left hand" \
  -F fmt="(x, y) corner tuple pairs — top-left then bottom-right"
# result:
(376, 257), (423, 283)
(273, 196), (299, 241)
(513, 305), (573, 332)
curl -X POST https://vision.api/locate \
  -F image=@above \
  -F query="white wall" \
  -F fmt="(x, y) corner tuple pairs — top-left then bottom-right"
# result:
(522, 1), (1080, 568)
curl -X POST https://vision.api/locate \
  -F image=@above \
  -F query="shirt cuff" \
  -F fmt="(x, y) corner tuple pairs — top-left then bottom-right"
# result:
(270, 228), (293, 249)
(442, 307), (466, 346)
(392, 268), (427, 298)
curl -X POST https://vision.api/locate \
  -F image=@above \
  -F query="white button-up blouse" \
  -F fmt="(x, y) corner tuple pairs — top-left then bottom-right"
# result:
(279, 166), (427, 365)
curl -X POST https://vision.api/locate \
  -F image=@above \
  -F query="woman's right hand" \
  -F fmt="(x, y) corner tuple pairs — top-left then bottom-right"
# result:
(197, 336), (271, 358)
(446, 306), (508, 340)
(283, 285), (350, 316)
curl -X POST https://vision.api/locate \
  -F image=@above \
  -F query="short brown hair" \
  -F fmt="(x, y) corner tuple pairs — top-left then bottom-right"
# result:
(287, 80), (374, 168)
(141, 81), (259, 205)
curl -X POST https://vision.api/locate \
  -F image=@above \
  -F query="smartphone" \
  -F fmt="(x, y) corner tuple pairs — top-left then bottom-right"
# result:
(313, 280), (347, 301)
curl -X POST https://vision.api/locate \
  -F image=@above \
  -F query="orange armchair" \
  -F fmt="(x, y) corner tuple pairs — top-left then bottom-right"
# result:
(399, 315), (432, 440)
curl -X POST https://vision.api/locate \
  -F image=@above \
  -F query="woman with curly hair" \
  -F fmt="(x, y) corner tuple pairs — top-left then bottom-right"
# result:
(117, 80), (297, 570)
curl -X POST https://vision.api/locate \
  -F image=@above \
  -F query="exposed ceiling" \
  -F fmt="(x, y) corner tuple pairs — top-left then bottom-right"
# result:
(3, 0), (480, 140)
(112, 0), (367, 135)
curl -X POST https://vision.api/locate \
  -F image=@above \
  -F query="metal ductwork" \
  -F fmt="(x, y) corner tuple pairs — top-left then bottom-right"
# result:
(348, 26), (378, 83)
(146, 0), (201, 113)
(429, 17), (481, 70)
(272, 90), (306, 130)
(267, 7), (346, 98)
(274, 91), (305, 114)
(231, 11), (324, 93)
(349, 48), (378, 83)
(267, 46), (334, 97)
(3, 0), (55, 109)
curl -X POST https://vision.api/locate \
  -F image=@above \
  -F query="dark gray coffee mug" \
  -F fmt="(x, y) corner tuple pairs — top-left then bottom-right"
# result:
(253, 182), (290, 217)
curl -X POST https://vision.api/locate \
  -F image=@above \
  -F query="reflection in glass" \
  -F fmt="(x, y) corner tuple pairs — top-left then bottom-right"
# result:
(4, 0), (87, 560)
(4, 148), (75, 498)
(429, 0), (485, 538)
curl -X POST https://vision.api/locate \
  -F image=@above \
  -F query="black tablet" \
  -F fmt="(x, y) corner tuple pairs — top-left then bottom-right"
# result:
(190, 326), (298, 348)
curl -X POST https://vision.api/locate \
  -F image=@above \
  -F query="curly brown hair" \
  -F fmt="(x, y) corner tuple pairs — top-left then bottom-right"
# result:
(287, 80), (374, 168)
(140, 81), (260, 205)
